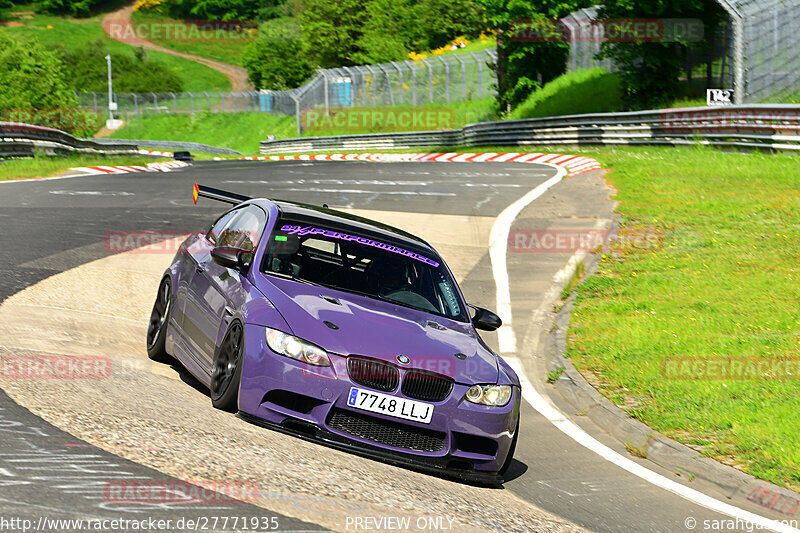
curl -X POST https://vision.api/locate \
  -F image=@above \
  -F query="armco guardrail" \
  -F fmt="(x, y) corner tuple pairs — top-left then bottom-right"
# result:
(0, 141), (35, 158)
(261, 105), (800, 154)
(0, 122), (138, 157)
(90, 138), (242, 156)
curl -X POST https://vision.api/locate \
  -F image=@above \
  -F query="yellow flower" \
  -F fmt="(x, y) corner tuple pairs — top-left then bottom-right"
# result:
(46, 25), (54, 29)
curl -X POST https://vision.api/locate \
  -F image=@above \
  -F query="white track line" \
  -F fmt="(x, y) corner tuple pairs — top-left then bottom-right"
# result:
(489, 165), (567, 353)
(491, 164), (798, 533)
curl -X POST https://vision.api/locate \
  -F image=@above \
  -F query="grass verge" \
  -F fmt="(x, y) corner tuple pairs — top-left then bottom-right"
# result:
(509, 68), (624, 120)
(108, 99), (497, 154)
(129, 10), (253, 67)
(109, 112), (295, 154)
(565, 145), (800, 492)
(0, 154), (168, 181)
(0, 12), (230, 91)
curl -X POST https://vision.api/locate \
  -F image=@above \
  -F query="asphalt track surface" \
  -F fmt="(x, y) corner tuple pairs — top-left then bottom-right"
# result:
(0, 159), (761, 532)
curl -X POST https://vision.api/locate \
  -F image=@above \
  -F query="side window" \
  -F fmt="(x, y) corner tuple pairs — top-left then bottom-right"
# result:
(207, 209), (240, 245)
(217, 205), (267, 252)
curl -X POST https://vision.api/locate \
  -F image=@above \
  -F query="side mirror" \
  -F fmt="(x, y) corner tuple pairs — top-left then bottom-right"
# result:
(211, 247), (248, 272)
(470, 305), (502, 331)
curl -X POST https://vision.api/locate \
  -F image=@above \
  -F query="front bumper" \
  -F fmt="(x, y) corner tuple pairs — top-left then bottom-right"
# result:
(238, 324), (520, 484)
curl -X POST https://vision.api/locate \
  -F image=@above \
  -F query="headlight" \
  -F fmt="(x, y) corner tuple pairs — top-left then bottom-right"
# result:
(464, 384), (512, 406)
(265, 328), (331, 367)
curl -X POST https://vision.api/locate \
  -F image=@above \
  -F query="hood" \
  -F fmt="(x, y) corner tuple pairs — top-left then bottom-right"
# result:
(257, 275), (499, 384)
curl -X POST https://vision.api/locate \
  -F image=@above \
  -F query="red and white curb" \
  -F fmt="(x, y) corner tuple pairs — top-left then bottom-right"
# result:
(70, 160), (189, 175)
(138, 149), (175, 157)
(239, 152), (602, 177)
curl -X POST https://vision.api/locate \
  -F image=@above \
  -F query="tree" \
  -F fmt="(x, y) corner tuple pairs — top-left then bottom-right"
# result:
(0, 33), (100, 135)
(597, 0), (726, 109)
(411, 0), (483, 51)
(353, 0), (414, 64)
(58, 41), (184, 93)
(477, 0), (592, 113)
(0, 33), (76, 111)
(242, 18), (315, 90)
(40, 0), (115, 17)
(298, 0), (369, 68)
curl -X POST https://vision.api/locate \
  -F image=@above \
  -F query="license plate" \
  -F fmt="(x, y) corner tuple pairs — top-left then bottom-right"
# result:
(346, 387), (434, 424)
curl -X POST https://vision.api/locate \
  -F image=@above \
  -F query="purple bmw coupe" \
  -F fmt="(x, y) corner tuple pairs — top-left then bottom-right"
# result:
(146, 184), (520, 483)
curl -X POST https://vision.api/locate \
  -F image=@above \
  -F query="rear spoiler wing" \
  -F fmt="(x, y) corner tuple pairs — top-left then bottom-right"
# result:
(192, 183), (252, 205)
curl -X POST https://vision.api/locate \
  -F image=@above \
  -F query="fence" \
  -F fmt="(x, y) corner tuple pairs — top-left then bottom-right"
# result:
(259, 104), (800, 153)
(732, 0), (800, 102)
(75, 49), (498, 131)
(564, 2), (800, 104)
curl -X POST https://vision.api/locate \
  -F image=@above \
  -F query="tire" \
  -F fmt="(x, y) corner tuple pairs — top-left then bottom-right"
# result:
(498, 419), (519, 480)
(210, 320), (244, 412)
(146, 277), (173, 363)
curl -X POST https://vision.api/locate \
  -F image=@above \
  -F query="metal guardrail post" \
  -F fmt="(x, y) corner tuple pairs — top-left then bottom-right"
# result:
(204, 91), (210, 111)
(290, 93), (301, 136)
(452, 54), (466, 101)
(421, 58), (433, 103)
(133, 94), (139, 117)
(440, 56), (450, 104)
(152, 93), (158, 114)
(412, 65), (417, 106)
(377, 64), (394, 106)
(471, 52), (483, 99)
(392, 62), (404, 105)
(190, 92), (194, 115)
(321, 70), (330, 116)
(365, 65), (377, 106)
(171, 92), (177, 113)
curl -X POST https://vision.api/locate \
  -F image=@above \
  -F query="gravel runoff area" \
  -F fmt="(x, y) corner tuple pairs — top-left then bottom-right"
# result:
(0, 209), (586, 533)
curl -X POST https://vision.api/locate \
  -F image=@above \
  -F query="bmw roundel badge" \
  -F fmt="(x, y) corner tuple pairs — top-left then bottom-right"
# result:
(397, 354), (410, 365)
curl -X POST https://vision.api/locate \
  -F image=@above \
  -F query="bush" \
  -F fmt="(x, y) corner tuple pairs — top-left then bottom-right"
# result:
(158, 0), (288, 21)
(242, 19), (314, 90)
(40, 0), (116, 17)
(509, 68), (624, 119)
(58, 42), (184, 93)
(0, 33), (100, 135)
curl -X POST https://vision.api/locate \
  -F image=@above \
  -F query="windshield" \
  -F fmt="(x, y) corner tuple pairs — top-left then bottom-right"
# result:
(261, 219), (467, 321)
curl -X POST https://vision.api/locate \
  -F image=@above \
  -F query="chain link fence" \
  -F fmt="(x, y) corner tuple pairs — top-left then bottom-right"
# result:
(76, 49), (498, 133)
(564, 2), (800, 103)
(734, 0), (800, 102)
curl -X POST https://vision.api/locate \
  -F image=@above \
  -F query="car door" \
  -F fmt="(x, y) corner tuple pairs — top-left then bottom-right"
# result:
(184, 205), (268, 372)
(180, 207), (241, 369)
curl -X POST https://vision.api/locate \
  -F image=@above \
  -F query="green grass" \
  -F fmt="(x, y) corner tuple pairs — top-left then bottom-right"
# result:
(509, 68), (624, 120)
(130, 10), (253, 67)
(560, 145), (800, 491)
(108, 99), (497, 154)
(0, 12), (230, 91)
(0, 154), (168, 180)
(109, 111), (295, 153)
(668, 98), (707, 108)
